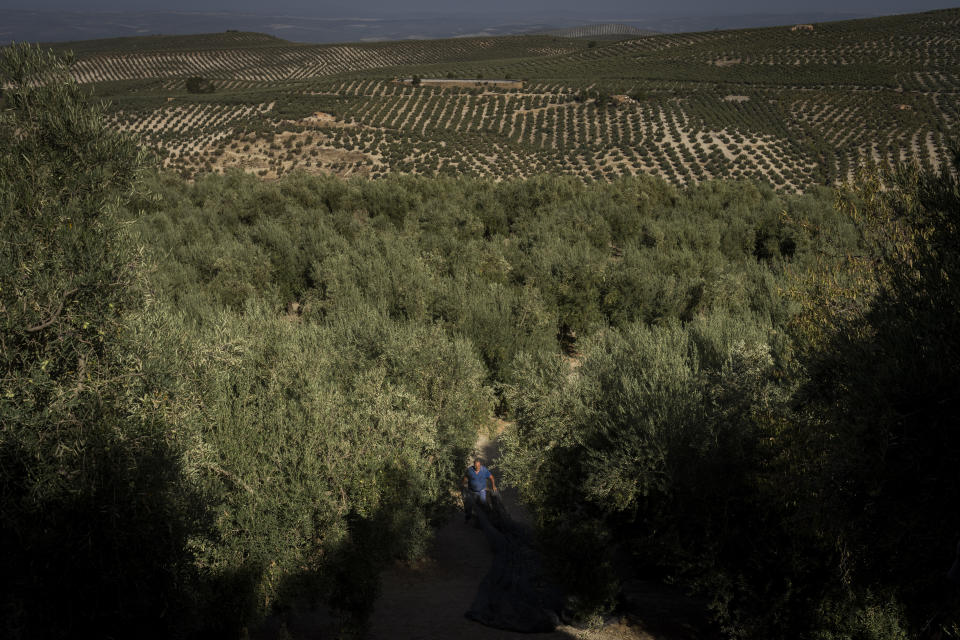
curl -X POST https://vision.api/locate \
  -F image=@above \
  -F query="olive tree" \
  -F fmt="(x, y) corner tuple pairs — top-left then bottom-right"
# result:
(0, 44), (200, 639)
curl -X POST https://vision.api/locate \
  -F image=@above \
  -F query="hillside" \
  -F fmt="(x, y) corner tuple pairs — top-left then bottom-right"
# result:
(66, 8), (960, 190)
(5, 32), (960, 640)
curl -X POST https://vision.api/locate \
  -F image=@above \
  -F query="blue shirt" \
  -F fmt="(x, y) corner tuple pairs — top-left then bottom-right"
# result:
(466, 466), (492, 492)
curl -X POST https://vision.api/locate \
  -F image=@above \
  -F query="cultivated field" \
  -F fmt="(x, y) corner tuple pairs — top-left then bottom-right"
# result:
(70, 8), (960, 189)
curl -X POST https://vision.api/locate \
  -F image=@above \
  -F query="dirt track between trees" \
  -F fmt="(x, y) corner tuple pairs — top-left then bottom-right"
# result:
(253, 423), (683, 639)
(367, 426), (653, 640)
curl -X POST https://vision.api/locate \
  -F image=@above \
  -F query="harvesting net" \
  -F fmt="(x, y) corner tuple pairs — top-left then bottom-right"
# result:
(464, 490), (564, 633)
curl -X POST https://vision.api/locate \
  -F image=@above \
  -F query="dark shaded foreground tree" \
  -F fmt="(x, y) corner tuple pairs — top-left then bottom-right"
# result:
(499, 156), (960, 639)
(788, 158), (960, 639)
(0, 44), (206, 638)
(0, 47), (496, 639)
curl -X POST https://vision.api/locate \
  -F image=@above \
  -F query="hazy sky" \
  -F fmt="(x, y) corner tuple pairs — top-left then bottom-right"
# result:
(7, 0), (960, 16)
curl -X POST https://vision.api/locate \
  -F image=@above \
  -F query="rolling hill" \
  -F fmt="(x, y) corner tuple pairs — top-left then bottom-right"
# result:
(55, 8), (960, 190)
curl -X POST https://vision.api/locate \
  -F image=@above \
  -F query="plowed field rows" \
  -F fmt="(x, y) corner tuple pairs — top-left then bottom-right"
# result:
(67, 8), (959, 187)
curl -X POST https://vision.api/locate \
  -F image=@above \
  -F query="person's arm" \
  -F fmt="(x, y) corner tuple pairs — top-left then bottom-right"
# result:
(488, 470), (497, 492)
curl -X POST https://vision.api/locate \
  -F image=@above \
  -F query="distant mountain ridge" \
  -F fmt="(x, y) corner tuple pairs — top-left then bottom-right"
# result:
(542, 24), (658, 39)
(44, 30), (286, 54)
(2, 8), (881, 46)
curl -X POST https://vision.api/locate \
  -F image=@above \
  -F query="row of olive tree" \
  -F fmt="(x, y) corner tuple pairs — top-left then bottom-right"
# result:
(124, 162), (851, 636)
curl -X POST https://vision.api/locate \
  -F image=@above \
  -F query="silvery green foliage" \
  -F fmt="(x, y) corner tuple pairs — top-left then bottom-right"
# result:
(0, 44), (195, 639)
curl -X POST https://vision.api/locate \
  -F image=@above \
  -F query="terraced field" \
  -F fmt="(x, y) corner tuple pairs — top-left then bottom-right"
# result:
(70, 8), (960, 188)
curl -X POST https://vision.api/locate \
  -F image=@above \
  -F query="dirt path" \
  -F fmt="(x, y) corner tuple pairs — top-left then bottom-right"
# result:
(367, 425), (652, 640)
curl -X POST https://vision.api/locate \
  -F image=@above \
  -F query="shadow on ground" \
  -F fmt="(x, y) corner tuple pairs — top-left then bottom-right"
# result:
(253, 426), (714, 639)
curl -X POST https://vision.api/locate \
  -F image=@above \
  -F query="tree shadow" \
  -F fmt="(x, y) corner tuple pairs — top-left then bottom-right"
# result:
(0, 421), (269, 640)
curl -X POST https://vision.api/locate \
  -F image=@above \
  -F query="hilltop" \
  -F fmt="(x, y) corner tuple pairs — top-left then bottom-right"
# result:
(57, 8), (960, 189)
(541, 24), (659, 39)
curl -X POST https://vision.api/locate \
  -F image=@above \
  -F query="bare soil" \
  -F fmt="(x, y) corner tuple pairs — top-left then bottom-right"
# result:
(252, 419), (708, 639)
(367, 424), (654, 640)
(200, 130), (377, 179)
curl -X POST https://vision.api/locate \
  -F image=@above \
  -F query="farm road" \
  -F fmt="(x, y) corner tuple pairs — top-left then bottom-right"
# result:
(367, 425), (652, 640)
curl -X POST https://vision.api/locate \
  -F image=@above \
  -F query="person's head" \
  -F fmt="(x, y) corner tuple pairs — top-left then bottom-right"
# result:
(473, 458), (483, 471)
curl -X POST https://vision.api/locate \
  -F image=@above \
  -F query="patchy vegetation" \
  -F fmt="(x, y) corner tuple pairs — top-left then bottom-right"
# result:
(66, 9), (960, 187)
